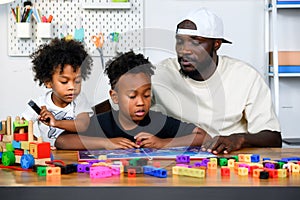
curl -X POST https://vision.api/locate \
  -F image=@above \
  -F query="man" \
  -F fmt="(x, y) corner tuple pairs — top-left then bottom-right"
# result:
(151, 8), (282, 154)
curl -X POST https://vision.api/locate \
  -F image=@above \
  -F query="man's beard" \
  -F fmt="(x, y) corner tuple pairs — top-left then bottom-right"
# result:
(178, 49), (214, 80)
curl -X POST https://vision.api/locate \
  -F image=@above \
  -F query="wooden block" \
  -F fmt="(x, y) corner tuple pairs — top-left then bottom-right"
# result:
(2, 135), (13, 143)
(269, 51), (300, 66)
(34, 157), (51, 165)
(21, 141), (30, 150)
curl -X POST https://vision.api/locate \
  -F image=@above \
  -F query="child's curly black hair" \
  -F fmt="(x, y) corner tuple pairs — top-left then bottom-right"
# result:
(30, 38), (93, 86)
(104, 50), (155, 89)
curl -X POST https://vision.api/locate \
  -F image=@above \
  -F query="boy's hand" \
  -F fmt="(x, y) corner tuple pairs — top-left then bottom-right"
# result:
(39, 106), (55, 126)
(134, 132), (166, 149)
(106, 137), (140, 150)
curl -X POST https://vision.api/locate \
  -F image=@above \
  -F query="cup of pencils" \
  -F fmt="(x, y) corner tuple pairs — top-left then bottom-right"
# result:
(16, 22), (32, 39)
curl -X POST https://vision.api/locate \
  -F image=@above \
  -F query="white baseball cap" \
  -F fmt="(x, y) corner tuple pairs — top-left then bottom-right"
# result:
(176, 8), (232, 44)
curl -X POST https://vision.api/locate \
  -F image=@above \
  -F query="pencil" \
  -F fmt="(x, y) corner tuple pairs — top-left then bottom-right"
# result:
(11, 8), (17, 22)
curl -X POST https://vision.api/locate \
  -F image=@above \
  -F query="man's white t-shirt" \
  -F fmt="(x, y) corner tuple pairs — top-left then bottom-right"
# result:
(152, 56), (281, 138)
(22, 91), (94, 146)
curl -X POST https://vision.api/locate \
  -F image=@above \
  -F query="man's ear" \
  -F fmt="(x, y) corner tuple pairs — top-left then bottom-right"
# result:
(214, 39), (222, 51)
(109, 89), (118, 104)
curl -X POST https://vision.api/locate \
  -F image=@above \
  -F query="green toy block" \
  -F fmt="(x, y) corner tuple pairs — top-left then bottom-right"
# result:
(37, 166), (47, 176)
(13, 120), (29, 133)
(219, 158), (228, 166)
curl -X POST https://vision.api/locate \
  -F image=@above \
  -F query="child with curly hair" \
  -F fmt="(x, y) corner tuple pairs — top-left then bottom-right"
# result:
(55, 50), (211, 150)
(22, 38), (94, 147)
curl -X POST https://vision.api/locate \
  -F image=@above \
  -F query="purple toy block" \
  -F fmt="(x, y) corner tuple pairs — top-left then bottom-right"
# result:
(265, 163), (275, 169)
(77, 163), (91, 173)
(176, 155), (190, 164)
(194, 162), (202, 167)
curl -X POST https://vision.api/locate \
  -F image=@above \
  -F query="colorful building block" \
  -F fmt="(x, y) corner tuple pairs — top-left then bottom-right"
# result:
(29, 142), (51, 159)
(221, 167), (230, 176)
(176, 155), (190, 164)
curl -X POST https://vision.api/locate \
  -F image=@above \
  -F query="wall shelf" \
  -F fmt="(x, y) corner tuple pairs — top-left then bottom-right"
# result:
(82, 2), (131, 10)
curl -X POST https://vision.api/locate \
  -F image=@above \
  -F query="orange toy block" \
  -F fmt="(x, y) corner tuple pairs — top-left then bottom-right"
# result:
(29, 142), (51, 159)
(253, 169), (263, 178)
(207, 162), (217, 169)
(46, 167), (61, 176)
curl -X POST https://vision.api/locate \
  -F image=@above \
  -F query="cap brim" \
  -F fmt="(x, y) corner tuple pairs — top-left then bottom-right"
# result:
(222, 38), (232, 44)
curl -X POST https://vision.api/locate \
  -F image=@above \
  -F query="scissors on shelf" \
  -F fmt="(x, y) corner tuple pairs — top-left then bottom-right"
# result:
(91, 32), (105, 69)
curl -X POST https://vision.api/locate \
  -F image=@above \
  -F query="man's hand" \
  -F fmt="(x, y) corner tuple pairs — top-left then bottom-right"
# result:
(201, 134), (245, 154)
(134, 132), (167, 149)
(106, 137), (140, 150)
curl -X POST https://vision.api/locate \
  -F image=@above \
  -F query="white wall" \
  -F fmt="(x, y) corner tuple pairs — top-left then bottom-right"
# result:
(1, 0), (298, 138)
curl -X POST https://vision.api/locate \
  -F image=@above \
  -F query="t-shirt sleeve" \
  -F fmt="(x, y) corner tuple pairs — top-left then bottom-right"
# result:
(74, 92), (94, 117)
(157, 114), (196, 138)
(244, 75), (281, 133)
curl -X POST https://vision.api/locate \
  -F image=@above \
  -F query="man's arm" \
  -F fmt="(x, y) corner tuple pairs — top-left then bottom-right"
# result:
(201, 130), (282, 154)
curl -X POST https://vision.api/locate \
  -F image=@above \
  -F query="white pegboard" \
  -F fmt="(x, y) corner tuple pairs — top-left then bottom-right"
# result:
(8, 0), (144, 57)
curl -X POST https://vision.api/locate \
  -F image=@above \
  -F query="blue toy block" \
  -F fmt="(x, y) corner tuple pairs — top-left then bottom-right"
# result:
(263, 158), (271, 161)
(12, 140), (21, 149)
(143, 166), (155, 175)
(153, 168), (168, 178)
(251, 154), (260, 163)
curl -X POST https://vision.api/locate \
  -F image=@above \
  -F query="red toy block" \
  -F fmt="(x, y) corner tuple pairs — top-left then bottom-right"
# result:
(221, 167), (230, 176)
(14, 133), (28, 141)
(14, 149), (24, 156)
(128, 168), (136, 177)
(29, 142), (51, 159)
(249, 165), (259, 174)
(267, 169), (278, 178)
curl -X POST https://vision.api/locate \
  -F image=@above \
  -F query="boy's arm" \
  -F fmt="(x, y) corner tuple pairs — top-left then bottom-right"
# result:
(55, 132), (140, 150)
(39, 107), (90, 132)
(135, 127), (211, 148)
(54, 132), (108, 150)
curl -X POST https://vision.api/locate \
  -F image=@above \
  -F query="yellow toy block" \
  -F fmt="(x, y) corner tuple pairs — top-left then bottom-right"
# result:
(228, 159), (235, 168)
(209, 157), (218, 164)
(244, 154), (252, 163)
(291, 163), (300, 173)
(172, 166), (180, 175)
(21, 141), (30, 150)
(278, 169), (287, 178)
(98, 155), (107, 160)
(188, 168), (205, 178)
(238, 167), (248, 176)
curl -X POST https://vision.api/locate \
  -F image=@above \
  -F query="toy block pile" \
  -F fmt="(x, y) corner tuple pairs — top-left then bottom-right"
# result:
(171, 154), (300, 179)
(76, 156), (168, 178)
(0, 116), (54, 175)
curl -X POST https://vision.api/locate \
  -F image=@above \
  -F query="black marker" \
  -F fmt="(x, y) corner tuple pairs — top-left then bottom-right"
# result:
(28, 100), (50, 123)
